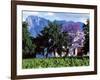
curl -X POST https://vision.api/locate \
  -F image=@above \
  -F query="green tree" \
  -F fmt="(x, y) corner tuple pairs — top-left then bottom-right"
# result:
(39, 21), (68, 57)
(22, 22), (36, 58)
(83, 19), (89, 54)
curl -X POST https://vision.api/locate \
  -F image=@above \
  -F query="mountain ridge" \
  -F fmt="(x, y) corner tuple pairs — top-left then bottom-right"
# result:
(25, 16), (84, 37)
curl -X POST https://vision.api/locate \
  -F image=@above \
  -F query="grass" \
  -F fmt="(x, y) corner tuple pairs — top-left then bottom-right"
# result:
(22, 56), (89, 69)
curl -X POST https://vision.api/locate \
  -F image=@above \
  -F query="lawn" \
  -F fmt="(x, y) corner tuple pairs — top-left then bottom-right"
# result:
(22, 56), (89, 69)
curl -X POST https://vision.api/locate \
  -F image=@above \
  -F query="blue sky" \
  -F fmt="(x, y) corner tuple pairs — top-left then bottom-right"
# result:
(22, 11), (89, 24)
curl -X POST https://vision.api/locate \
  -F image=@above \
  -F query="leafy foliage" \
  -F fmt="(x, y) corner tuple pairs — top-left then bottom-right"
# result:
(37, 21), (69, 57)
(83, 20), (89, 54)
(22, 22), (36, 58)
(22, 56), (89, 69)
(22, 20), (88, 58)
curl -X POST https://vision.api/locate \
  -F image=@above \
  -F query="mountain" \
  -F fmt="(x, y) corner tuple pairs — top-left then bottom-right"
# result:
(61, 21), (84, 33)
(26, 16), (49, 37)
(25, 16), (84, 37)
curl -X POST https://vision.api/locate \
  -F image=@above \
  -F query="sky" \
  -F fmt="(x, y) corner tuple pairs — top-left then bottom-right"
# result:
(22, 11), (89, 24)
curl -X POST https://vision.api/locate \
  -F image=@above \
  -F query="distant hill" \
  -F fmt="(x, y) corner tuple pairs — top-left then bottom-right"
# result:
(25, 16), (84, 37)
(26, 16), (49, 37)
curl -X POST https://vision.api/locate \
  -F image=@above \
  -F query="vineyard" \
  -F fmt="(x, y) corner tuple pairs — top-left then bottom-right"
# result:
(22, 56), (89, 69)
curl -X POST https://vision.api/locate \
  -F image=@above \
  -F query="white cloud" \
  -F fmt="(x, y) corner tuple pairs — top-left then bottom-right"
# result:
(24, 11), (39, 16)
(47, 12), (54, 16)
(23, 11), (39, 21)
(80, 18), (88, 24)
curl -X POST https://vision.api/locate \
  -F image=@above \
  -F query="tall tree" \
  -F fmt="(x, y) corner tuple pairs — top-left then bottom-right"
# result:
(39, 21), (68, 57)
(83, 19), (89, 54)
(22, 22), (36, 58)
